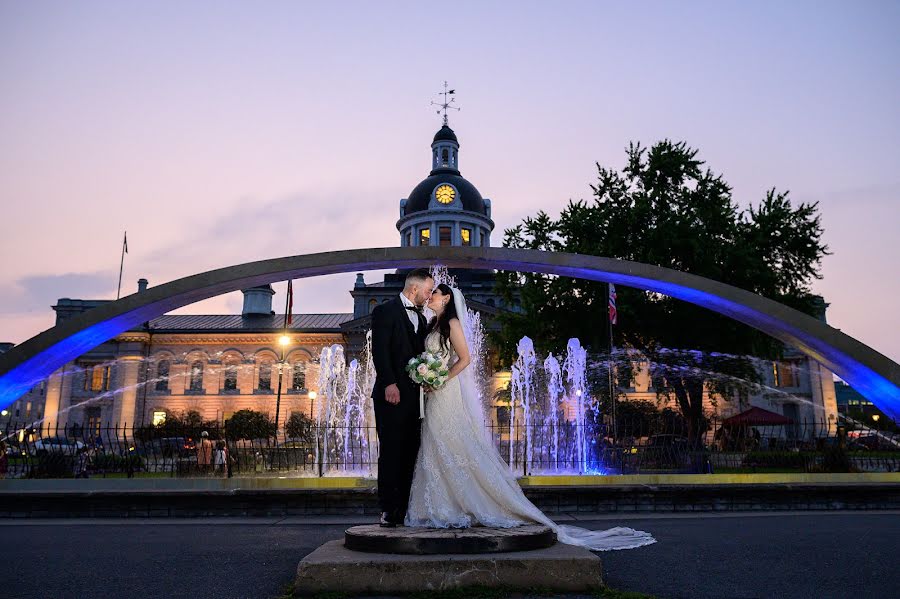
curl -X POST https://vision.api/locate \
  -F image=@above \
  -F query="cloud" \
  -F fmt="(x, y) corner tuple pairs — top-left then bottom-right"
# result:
(0, 271), (116, 315)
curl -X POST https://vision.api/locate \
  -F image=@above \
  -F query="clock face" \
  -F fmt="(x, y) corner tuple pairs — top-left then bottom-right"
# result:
(435, 184), (456, 204)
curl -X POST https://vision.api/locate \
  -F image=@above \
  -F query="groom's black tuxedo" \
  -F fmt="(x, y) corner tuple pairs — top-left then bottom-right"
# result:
(371, 296), (427, 522)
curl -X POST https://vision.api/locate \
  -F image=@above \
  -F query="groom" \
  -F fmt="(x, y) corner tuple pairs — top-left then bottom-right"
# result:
(370, 268), (433, 527)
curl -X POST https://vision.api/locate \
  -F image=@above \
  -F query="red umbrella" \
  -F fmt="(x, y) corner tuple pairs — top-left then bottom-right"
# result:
(722, 406), (793, 426)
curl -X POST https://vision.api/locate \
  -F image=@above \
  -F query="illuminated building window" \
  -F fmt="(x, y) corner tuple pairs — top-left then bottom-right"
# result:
(461, 228), (472, 246)
(85, 407), (101, 435)
(83, 364), (110, 392)
(25, 402), (32, 418)
(369, 299), (378, 313)
(258, 362), (272, 391)
(419, 228), (431, 246)
(189, 361), (204, 391)
(152, 411), (167, 426)
(155, 360), (170, 391)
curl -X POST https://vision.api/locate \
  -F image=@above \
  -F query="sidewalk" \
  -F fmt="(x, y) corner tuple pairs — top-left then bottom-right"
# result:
(2, 473), (899, 518)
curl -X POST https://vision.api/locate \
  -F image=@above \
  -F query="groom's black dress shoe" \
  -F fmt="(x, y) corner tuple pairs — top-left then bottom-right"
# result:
(379, 512), (398, 528)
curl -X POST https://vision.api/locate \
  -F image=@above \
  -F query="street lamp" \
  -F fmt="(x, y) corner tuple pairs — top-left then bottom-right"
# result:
(275, 335), (291, 430)
(872, 414), (881, 423)
(308, 391), (317, 419)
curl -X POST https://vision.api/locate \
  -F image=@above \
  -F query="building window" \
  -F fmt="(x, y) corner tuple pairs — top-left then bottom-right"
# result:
(441, 148), (449, 166)
(405, 233), (411, 247)
(152, 411), (167, 426)
(439, 226), (452, 247)
(461, 228), (472, 246)
(25, 402), (32, 418)
(223, 362), (238, 391)
(258, 362), (272, 391)
(84, 364), (110, 392)
(85, 407), (101, 436)
(155, 360), (170, 391)
(292, 363), (307, 391)
(189, 361), (204, 391)
(369, 299), (378, 313)
(419, 228), (430, 246)
(774, 361), (797, 388)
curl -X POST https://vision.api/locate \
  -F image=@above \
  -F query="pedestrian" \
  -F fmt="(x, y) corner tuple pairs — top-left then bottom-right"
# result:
(197, 431), (213, 475)
(74, 446), (90, 478)
(213, 440), (227, 477)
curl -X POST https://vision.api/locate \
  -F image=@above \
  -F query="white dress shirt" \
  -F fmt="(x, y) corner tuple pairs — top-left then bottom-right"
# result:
(399, 293), (420, 332)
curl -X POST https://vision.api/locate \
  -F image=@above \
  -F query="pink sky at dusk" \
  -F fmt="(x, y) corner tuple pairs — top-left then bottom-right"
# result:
(1, 1), (898, 364)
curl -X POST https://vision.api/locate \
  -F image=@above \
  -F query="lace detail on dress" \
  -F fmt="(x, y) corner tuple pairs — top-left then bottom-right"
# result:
(404, 331), (656, 552)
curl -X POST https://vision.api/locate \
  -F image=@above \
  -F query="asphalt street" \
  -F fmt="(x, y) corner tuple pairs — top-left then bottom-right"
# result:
(0, 511), (896, 599)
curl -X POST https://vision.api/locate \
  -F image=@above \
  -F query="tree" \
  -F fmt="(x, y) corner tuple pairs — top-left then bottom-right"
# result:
(224, 409), (276, 441)
(285, 412), (315, 443)
(497, 140), (829, 440)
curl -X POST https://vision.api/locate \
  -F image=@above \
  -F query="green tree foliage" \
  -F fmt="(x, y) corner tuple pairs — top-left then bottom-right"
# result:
(224, 409), (276, 441)
(285, 411), (315, 443)
(497, 140), (830, 438)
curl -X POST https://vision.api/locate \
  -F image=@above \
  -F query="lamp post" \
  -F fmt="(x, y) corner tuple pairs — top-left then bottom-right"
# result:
(275, 334), (291, 430)
(308, 391), (317, 419)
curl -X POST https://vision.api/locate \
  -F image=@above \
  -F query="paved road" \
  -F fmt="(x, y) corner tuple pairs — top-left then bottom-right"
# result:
(0, 511), (897, 599)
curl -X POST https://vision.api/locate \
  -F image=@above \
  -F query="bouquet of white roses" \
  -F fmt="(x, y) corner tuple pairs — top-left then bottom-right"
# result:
(406, 351), (450, 389)
(406, 352), (450, 418)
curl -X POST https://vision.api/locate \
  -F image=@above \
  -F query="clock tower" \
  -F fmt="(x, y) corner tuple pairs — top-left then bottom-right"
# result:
(396, 124), (495, 249)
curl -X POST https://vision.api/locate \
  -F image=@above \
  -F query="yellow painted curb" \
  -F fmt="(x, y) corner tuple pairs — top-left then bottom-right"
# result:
(517, 473), (900, 486)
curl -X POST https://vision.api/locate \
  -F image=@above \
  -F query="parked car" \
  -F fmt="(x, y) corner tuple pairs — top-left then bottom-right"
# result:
(136, 436), (196, 458)
(31, 437), (85, 455)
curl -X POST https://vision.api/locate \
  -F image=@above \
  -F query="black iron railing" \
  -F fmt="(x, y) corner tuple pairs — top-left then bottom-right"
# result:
(1, 417), (897, 479)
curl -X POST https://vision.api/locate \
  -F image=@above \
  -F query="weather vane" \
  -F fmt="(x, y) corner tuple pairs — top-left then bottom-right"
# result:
(431, 81), (459, 127)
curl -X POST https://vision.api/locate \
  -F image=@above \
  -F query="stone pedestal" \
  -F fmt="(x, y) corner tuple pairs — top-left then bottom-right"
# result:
(296, 539), (603, 595)
(295, 525), (603, 595)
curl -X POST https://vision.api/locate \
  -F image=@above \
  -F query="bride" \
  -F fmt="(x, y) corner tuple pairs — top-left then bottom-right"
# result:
(404, 283), (656, 552)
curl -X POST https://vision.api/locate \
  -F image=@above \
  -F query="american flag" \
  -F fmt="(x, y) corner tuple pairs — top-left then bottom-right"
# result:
(608, 283), (617, 325)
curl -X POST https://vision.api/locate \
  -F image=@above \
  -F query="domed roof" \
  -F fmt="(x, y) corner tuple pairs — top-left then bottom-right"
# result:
(433, 125), (458, 144)
(404, 173), (486, 215)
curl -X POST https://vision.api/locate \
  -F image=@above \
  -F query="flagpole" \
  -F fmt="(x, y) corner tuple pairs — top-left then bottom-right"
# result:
(608, 283), (617, 443)
(116, 232), (127, 300)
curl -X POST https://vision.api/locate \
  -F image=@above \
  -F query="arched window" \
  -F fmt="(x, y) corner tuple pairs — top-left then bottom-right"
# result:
(223, 361), (238, 391)
(258, 362), (272, 391)
(441, 148), (449, 166)
(369, 299), (378, 313)
(292, 363), (306, 391)
(155, 360), (170, 391)
(189, 361), (204, 392)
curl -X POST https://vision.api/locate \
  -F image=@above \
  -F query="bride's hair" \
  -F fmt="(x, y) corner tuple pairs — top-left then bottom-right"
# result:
(427, 283), (459, 350)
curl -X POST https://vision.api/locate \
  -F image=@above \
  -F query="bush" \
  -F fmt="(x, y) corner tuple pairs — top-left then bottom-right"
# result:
(92, 452), (144, 472)
(27, 453), (74, 478)
(742, 451), (812, 470)
(225, 409), (276, 441)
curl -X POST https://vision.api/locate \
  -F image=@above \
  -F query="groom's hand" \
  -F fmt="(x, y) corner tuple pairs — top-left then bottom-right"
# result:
(385, 384), (400, 405)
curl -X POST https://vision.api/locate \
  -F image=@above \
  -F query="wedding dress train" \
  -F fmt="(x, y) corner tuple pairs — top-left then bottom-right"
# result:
(405, 288), (656, 552)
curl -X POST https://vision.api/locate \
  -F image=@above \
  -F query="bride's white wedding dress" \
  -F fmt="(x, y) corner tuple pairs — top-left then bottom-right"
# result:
(405, 288), (656, 552)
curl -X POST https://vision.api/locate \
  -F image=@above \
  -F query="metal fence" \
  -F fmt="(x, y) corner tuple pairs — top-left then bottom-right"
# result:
(1, 417), (897, 479)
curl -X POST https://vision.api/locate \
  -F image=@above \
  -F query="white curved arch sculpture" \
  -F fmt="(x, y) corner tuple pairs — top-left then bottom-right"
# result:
(1, 247), (898, 421)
